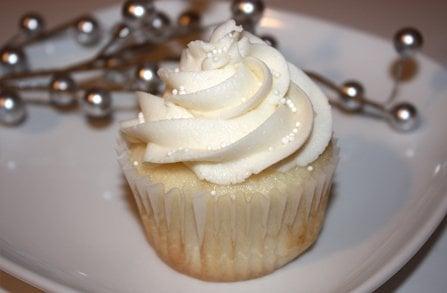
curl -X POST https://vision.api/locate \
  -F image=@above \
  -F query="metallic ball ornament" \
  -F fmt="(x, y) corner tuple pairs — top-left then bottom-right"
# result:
(0, 89), (26, 125)
(0, 46), (28, 73)
(114, 23), (132, 40)
(81, 88), (112, 118)
(260, 34), (277, 48)
(146, 11), (171, 37)
(340, 80), (365, 112)
(393, 27), (423, 57)
(122, 0), (155, 26)
(49, 72), (77, 107)
(133, 62), (163, 94)
(387, 102), (419, 132)
(74, 16), (101, 47)
(231, 0), (265, 26)
(19, 13), (45, 36)
(177, 10), (201, 28)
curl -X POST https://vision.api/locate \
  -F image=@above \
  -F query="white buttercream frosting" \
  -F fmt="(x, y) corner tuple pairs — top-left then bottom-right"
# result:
(120, 20), (332, 185)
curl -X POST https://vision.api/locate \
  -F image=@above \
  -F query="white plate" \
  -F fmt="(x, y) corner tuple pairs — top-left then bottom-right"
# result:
(1, 1), (446, 292)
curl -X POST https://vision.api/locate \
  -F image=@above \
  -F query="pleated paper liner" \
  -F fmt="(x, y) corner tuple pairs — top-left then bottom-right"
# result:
(117, 137), (338, 281)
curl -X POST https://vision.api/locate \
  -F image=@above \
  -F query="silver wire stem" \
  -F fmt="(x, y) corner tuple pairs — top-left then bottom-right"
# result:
(304, 70), (387, 116)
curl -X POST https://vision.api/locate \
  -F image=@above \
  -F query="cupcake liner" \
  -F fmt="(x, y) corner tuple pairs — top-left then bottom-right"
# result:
(116, 137), (338, 281)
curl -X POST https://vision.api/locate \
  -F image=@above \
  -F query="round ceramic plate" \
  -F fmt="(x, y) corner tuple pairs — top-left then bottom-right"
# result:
(1, 1), (446, 292)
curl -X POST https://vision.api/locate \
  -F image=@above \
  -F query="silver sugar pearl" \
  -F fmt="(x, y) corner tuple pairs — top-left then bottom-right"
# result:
(231, 0), (265, 26)
(177, 10), (201, 28)
(0, 89), (26, 125)
(122, 0), (155, 26)
(388, 102), (419, 132)
(146, 11), (171, 37)
(340, 80), (365, 112)
(393, 27), (423, 57)
(0, 46), (28, 73)
(133, 62), (162, 93)
(19, 13), (45, 36)
(74, 16), (101, 47)
(49, 72), (77, 107)
(81, 88), (112, 118)
(260, 34), (277, 48)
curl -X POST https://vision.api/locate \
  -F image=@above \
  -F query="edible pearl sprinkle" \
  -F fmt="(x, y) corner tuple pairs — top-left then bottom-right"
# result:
(307, 166), (314, 171)
(174, 68), (179, 72)
(285, 99), (297, 112)
(293, 128), (298, 133)
(273, 71), (281, 78)
(172, 89), (178, 95)
(178, 85), (186, 95)
(268, 146), (273, 151)
(296, 122), (301, 127)
(133, 161), (139, 166)
(280, 98), (286, 104)
(211, 190), (216, 195)
(138, 112), (145, 123)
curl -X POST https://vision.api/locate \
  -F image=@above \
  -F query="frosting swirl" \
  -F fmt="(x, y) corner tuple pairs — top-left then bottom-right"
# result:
(121, 20), (332, 185)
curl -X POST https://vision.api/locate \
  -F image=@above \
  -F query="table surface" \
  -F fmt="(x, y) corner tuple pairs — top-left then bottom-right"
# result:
(0, 0), (446, 292)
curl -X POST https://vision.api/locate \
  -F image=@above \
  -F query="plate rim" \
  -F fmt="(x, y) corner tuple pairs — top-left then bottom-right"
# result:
(0, 257), (75, 292)
(354, 195), (447, 292)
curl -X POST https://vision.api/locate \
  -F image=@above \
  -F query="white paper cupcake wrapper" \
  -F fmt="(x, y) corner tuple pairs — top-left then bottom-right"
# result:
(116, 137), (338, 281)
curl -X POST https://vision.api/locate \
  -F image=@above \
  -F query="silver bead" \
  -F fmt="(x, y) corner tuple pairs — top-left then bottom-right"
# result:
(133, 62), (162, 93)
(74, 16), (101, 47)
(231, 0), (265, 27)
(387, 102), (419, 132)
(146, 11), (171, 37)
(19, 13), (45, 36)
(81, 88), (112, 118)
(340, 80), (364, 112)
(113, 23), (132, 39)
(122, 0), (154, 27)
(0, 89), (26, 125)
(0, 46), (28, 73)
(393, 27), (423, 57)
(49, 72), (77, 107)
(177, 10), (201, 28)
(260, 34), (277, 48)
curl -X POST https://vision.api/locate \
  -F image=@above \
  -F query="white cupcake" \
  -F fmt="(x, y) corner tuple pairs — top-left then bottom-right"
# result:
(118, 20), (338, 281)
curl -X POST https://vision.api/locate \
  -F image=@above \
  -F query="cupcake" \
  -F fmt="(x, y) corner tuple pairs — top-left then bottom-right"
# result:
(117, 20), (337, 281)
